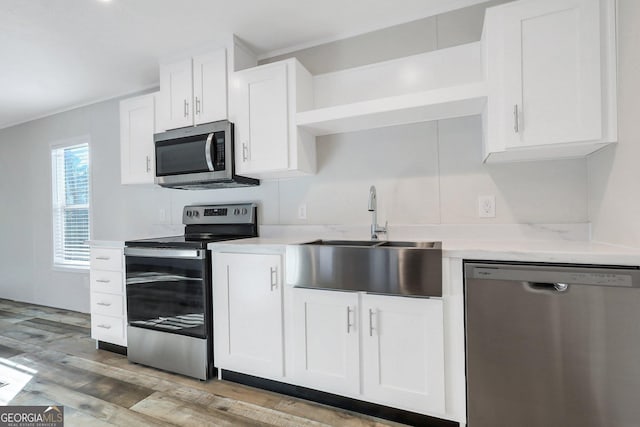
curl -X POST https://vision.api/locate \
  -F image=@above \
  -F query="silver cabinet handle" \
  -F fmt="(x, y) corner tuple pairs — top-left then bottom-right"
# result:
(368, 308), (376, 337)
(184, 99), (189, 118)
(96, 302), (111, 307)
(96, 279), (111, 283)
(347, 306), (354, 334)
(97, 324), (111, 329)
(146, 155), (151, 173)
(195, 96), (201, 115)
(513, 104), (520, 133)
(270, 267), (278, 291)
(96, 256), (110, 261)
(242, 142), (249, 162)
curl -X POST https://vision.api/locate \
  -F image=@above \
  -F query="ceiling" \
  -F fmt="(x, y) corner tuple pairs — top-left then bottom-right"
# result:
(0, 0), (488, 130)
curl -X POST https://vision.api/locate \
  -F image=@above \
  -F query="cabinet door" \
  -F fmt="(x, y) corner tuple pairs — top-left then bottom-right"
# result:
(361, 294), (445, 415)
(160, 59), (193, 130)
(235, 62), (289, 174)
(213, 252), (284, 378)
(193, 49), (227, 125)
(292, 288), (360, 396)
(120, 93), (156, 184)
(503, 0), (601, 147)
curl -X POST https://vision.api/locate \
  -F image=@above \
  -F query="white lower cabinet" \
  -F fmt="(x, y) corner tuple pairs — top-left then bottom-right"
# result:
(291, 288), (445, 415)
(292, 288), (360, 396)
(213, 252), (284, 379)
(361, 293), (445, 415)
(89, 244), (127, 347)
(211, 248), (446, 418)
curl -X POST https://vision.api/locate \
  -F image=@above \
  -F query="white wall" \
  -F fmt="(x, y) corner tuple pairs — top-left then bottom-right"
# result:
(0, 0), (588, 313)
(587, 0), (640, 248)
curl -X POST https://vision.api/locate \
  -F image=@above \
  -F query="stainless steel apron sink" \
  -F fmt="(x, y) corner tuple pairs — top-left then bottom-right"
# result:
(286, 240), (442, 297)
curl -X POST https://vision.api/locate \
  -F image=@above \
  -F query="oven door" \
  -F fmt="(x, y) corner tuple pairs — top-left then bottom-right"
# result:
(124, 247), (211, 339)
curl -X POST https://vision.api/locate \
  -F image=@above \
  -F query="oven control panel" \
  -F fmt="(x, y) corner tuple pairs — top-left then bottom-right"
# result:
(183, 203), (256, 225)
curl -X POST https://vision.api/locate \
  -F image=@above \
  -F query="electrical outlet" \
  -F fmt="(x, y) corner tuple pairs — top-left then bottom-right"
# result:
(158, 208), (167, 224)
(478, 195), (496, 218)
(298, 204), (307, 220)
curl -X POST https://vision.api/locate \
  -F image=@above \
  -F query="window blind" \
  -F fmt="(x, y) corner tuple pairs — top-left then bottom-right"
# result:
(52, 141), (90, 267)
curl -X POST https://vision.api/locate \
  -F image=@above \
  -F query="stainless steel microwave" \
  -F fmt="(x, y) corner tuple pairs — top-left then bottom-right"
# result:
(154, 120), (259, 190)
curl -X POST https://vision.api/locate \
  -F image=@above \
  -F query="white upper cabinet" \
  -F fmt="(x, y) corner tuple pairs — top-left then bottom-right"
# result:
(483, 0), (617, 162)
(231, 58), (316, 178)
(159, 48), (227, 130)
(193, 50), (228, 125)
(120, 92), (158, 185)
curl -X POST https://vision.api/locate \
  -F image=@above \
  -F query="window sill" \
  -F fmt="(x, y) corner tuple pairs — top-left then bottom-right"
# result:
(52, 264), (89, 274)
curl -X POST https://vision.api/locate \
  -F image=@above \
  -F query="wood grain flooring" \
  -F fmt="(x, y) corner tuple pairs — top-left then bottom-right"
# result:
(0, 298), (408, 427)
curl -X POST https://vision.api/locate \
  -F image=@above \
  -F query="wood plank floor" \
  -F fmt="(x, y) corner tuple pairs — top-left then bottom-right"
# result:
(0, 298), (408, 427)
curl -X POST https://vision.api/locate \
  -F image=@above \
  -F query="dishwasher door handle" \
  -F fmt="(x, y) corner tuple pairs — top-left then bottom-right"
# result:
(525, 282), (569, 293)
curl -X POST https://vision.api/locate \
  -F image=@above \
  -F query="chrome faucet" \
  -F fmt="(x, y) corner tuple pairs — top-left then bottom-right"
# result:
(368, 185), (387, 240)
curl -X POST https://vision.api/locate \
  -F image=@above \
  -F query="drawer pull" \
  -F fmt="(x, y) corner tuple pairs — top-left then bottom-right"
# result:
(96, 302), (111, 307)
(97, 324), (112, 329)
(96, 279), (111, 283)
(95, 256), (111, 261)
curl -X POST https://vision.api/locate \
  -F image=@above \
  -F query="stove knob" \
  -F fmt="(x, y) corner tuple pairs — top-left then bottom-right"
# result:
(241, 208), (248, 215)
(194, 211), (200, 217)
(186, 210), (192, 217)
(233, 208), (240, 215)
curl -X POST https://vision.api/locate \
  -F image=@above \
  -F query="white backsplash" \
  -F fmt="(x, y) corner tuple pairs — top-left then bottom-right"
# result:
(259, 223), (590, 242)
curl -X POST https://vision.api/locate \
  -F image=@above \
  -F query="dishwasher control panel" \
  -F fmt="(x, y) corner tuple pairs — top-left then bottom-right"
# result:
(469, 264), (640, 288)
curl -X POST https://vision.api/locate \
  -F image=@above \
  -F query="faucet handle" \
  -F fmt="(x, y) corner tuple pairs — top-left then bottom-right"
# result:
(376, 220), (388, 235)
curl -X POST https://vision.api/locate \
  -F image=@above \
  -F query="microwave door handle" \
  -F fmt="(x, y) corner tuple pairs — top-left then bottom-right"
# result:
(204, 133), (215, 171)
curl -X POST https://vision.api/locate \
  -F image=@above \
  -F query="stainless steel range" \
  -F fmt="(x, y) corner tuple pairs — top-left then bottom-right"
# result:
(124, 203), (257, 380)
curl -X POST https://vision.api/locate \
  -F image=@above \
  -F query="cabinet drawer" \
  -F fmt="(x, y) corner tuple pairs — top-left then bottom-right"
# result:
(90, 270), (123, 294)
(90, 248), (122, 271)
(91, 314), (126, 347)
(91, 292), (124, 317)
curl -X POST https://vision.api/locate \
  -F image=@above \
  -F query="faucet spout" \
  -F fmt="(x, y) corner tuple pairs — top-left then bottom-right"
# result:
(367, 185), (387, 240)
(368, 185), (376, 212)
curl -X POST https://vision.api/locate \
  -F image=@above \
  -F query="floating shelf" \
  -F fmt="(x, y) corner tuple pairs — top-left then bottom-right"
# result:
(296, 81), (488, 136)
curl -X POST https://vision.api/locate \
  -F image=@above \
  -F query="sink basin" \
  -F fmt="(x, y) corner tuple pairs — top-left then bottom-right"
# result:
(287, 239), (442, 297)
(302, 239), (382, 247)
(302, 239), (441, 249)
(377, 241), (440, 248)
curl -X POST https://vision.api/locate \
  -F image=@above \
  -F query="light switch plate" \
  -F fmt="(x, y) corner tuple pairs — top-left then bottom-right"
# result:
(298, 204), (307, 220)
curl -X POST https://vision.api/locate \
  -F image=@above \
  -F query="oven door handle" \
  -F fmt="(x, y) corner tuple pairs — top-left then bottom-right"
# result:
(124, 247), (206, 260)
(204, 133), (215, 171)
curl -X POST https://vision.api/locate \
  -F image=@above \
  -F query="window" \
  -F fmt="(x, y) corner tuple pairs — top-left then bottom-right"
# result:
(51, 139), (90, 268)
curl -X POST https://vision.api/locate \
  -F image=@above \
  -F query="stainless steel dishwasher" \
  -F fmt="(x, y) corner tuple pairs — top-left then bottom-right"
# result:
(464, 261), (640, 427)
